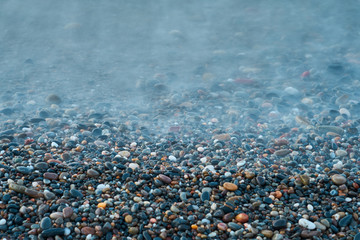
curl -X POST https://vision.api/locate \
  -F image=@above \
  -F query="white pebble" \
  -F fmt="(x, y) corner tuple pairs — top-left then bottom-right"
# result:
(237, 160), (246, 167)
(284, 86), (300, 95)
(130, 142), (137, 148)
(168, 155), (177, 161)
(129, 163), (139, 170)
(51, 142), (58, 148)
(64, 227), (71, 236)
(203, 165), (216, 173)
(0, 219), (6, 225)
(345, 197), (352, 202)
(224, 172), (231, 177)
(307, 204), (314, 212)
(200, 157), (207, 163)
(197, 147), (205, 152)
(298, 218), (316, 230)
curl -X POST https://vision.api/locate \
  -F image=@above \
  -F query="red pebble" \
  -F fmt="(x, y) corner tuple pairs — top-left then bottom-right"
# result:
(24, 139), (34, 145)
(301, 71), (310, 78)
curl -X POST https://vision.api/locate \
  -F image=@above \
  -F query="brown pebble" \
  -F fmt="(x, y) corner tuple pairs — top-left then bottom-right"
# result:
(81, 227), (95, 235)
(87, 169), (100, 178)
(158, 174), (172, 184)
(222, 213), (235, 223)
(128, 227), (139, 235)
(125, 215), (133, 223)
(245, 171), (255, 179)
(217, 222), (227, 231)
(43, 172), (59, 180)
(223, 182), (238, 191)
(63, 207), (73, 218)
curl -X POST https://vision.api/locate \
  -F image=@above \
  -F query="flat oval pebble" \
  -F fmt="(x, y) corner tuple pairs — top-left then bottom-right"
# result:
(62, 207), (73, 218)
(40, 217), (52, 230)
(87, 169), (100, 177)
(299, 218), (316, 230)
(235, 213), (249, 223)
(223, 182), (238, 191)
(43, 172), (58, 180)
(273, 219), (287, 230)
(41, 228), (65, 237)
(158, 174), (171, 184)
(331, 174), (347, 185)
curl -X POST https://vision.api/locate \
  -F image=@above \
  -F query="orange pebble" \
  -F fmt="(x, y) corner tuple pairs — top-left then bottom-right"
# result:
(191, 224), (198, 230)
(150, 218), (157, 223)
(235, 213), (249, 223)
(97, 202), (106, 209)
(275, 190), (282, 199)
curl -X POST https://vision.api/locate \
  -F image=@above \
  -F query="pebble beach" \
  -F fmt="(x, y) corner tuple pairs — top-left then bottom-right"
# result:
(1, 1), (360, 240)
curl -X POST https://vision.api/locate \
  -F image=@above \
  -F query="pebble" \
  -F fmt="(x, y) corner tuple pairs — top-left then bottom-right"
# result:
(331, 174), (347, 185)
(87, 169), (100, 177)
(273, 219), (287, 230)
(298, 218), (316, 230)
(40, 217), (52, 230)
(158, 174), (172, 184)
(223, 182), (238, 191)
(81, 227), (95, 235)
(339, 215), (353, 227)
(235, 213), (249, 223)
(63, 207), (73, 218)
(41, 228), (65, 237)
(261, 229), (274, 238)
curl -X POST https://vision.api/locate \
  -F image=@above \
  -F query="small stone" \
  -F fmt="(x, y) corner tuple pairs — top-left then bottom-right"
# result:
(44, 190), (56, 200)
(274, 149), (291, 157)
(129, 227), (139, 235)
(81, 227), (95, 235)
(235, 213), (249, 223)
(41, 228), (65, 237)
(355, 233), (360, 240)
(70, 189), (83, 199)
(46, 94), (62, 104)
(314, 222), (326, 231)
(217, 223), (227, 231)
(17, 166), (33, 174)
(50, 212), (63, 220)
(300, 174), (310, 185)
(158, 174), (171, 184)
(336, 150), (347, 157)
(222, 213), (235, 222)
(300, 230), (320, 238)
(125, 215), (133, 223)
(331, 174), (347, 185)
(256, 176), (265, 186)
(299, 218), (316, 230)
(43, 172), (58, 180)
(128, 163), (139, 170)
(261, 229), (274, 238)
(223, 182), (238, 191)
(320, 219), (330, 228)
(201, 191), (210, 202)
(170, 205), (180, 213)
(273, 219), (287, 230)
(63, 207), (73, 218)
(213, 133), (231, 141)
(40, 217), (51, 230)
(338, 215), (352, 227)
(0, 219), (6, 225)
(87, 169), (100, 178)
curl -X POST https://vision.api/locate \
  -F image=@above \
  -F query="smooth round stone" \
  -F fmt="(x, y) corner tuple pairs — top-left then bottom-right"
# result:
(50, 212), (63, 220)
(129, 227), (139, 235)
(299, 218), (316, 230)
(129, 163), (139, 170)
(284, 86), (300, 95)
(314, 222), (326, 231)
(44, 190), (56, 200)
(168, 155), (177, 161)
(125, 215), (133, 223)
(63, 207), (73, 218)
(222, 213), (235, 222)
(201, 191), (210, 202)
(158, 174), (171, 184)
(40, 217), (51, 230)
(237, 160), (246, 167)
(223, 182), (238, 191)
(16, 166), (33, 174)
(235, 213), (249, 223)
(261, 230), (274, 238)
(43, 172), (58, 180)
(331, 174), (347, 185)
(0, 219), (6, 225)
(273, 219), (287, 230)
(87, 169), (100, 177)
(217, 223), (227, 231)
(335, 150), (347, 157)
(203, 165), (216, 173)
(64, 228), (71, 236)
